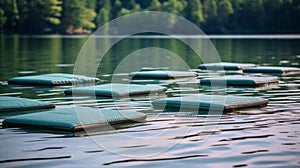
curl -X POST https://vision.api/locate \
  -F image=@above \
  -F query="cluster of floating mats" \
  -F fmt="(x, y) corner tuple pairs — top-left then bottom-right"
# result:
(152, 94), (268, 112)
(0, 96), (55, 112)
(200, 75), (279, 86)
(64, 83), (167, 97)
(3, 106), (146, 132)
(3, 63), (299, 133)
(1, 94), (268, 132)
(8, 73), (99, 86)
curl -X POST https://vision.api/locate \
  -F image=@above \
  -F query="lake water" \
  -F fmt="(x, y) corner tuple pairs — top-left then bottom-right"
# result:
(0, 35), (300, 167)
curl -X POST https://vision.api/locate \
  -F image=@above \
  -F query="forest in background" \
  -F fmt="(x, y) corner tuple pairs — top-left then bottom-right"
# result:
(0, 0), (300, 34)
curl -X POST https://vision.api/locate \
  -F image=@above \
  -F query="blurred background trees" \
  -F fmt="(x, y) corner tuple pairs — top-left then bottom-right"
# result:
(0, 0), (299, 34)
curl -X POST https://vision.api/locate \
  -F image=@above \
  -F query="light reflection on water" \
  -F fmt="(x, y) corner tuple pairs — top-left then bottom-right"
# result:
(0, 35), (299, 167)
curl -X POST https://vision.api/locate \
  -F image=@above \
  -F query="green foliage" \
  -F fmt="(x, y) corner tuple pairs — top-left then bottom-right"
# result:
(185, 0), (204, 25)
(0, 9), (6, 29)
(14, 0), (62, 33)
(162, 0), (187, 16)
(111, 0), (122, 19)
(61, 0), (96, 33)
(203, 0), (218, 19)
(263, 0), (283, 32)
(82, 8), (97, 29)
(96, 8), (110, 27)
(44, 0), (62, 25)
(218, 0), (233, 32)
(96, 0), (111, 27)
(125, 0), (136, 10)
(203, 0), (220, 33)
(62, 0), (85, 31)
(85, 0), (96, 9)
(117, 0), (141, 17)
(242, 0), (265, 32)
(218, 0), (233, 22)
(117, 8), (131, 17)
(0, 0), (299, 34)
(1, 0), (19, 31)
(148, 0), (161, 11)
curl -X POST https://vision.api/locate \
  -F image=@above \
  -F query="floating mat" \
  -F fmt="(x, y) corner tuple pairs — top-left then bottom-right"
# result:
(152, 94), (268, 111)
(129, 70), (196, 79)
(200, 84), (278, 91)
(140, 67), (169, 71)
(200, 75), (279, 86)
(198, 62), (256, 70)
(64, 83), (167, 97)
(0, 96), (55, 112)
(3, 107), (147, 132)
(243, 66), (300, 75)
(130, 79), (162, 84)
(8, 73), (99, 86)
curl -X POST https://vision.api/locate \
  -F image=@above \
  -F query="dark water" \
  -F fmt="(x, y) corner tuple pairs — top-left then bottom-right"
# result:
(0, 35), (300, 167)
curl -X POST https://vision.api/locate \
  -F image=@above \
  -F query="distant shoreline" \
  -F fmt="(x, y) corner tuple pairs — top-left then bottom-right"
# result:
(2, 34), (300, 39)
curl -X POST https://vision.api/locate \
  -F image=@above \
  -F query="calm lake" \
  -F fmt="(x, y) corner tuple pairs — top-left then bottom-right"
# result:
(0, 35), (300, 167)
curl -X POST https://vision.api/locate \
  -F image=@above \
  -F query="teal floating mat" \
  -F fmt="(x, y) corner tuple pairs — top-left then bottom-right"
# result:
(198, 62), (256, 70)
(243, 66), (300, 75)
(200, 75), (279, 86)
(152, 94), (268, 112)
(140, 67), (169, 71)
(130, 79), (162, 84)
(129, 70), (196, 79)
(64, 83), (167, 97)
(3, 106), (147, 132)
(0, 96), (55, 112)
(8, 73), (99, 86)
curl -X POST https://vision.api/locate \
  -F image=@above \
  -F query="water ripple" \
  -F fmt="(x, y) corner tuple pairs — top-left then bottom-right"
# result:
(0, 156), (71, 164)
(102, 154), (209, 166)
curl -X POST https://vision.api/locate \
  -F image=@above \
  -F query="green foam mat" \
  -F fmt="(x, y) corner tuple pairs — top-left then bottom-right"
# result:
(140, 67), (169, 71)
(0, 96), (55, 112)
(243, 66), (300, 75)
(198, 62), (256, 70)
(200, 75), (279, 86)
(64, 83), (167, 97)
(129, 70), (196, 79)
(8, 73), (99, 86)
(3, 106), (146, 132)
(152, 94), (268, 112)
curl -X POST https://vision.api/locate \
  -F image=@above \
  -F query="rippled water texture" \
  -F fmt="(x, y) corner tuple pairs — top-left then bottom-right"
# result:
(0, 35), (300, 167)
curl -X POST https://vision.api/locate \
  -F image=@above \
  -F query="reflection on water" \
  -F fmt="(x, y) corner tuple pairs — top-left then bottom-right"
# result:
(0, 35), (299, 167)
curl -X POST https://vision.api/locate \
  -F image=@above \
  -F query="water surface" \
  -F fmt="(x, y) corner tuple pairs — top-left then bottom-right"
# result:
(0, 35), (299, 167)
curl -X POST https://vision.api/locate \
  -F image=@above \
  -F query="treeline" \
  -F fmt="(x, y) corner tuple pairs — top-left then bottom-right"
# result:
(0, 0), (300, 34)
